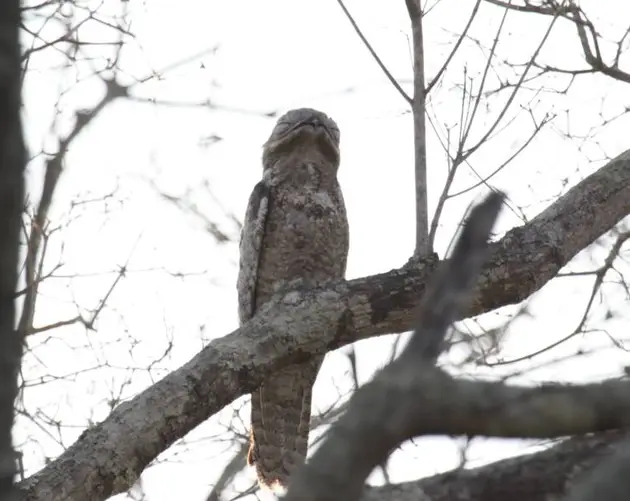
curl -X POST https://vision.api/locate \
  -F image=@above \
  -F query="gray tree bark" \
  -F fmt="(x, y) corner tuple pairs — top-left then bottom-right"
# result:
(367, 431), (628, 501)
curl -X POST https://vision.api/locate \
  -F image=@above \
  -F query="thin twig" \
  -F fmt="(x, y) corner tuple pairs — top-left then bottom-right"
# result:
(335, 0), (412, 104)
(426, 0), (482, 94)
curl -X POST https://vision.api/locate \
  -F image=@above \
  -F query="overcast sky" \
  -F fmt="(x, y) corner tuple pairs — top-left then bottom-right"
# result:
(17, 1), (630, 500)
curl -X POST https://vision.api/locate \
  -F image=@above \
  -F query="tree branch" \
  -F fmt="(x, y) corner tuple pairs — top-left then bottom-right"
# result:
(17, 149), (630, 500)
(405, 0), (430, 257)
(562, 439), (630, 501)
(284, 358), (630, 501)
(366, 431), (628, 501)
(18, 78), (128, 336)
(483, 0), (630, 83)
(335, 0), (411, 104)
(282, 191), (630, 501)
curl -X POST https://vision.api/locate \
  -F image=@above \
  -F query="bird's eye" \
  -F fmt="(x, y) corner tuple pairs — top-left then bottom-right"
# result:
(273, 120), (293, 136)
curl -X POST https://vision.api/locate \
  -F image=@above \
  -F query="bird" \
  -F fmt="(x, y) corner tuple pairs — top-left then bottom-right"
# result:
(237, 108), (349, 490)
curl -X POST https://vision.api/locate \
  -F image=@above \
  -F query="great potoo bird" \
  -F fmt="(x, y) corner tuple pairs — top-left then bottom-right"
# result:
(237, 108), (349, 490)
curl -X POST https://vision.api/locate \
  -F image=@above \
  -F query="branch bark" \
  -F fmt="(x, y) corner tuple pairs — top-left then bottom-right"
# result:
(285, 368), (630, 501)
(365, 431), (628, 501)
(562, 439), (630, 501)
(17, 149), (630, 500)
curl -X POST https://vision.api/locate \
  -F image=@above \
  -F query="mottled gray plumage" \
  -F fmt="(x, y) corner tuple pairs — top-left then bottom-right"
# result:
(237, 108), (349, 490)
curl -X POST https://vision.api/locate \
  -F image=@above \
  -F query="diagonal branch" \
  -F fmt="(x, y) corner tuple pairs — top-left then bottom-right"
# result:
(426, 0), (482, 94)
(17, 149), (630, 501)
(335, 0), (411, 104)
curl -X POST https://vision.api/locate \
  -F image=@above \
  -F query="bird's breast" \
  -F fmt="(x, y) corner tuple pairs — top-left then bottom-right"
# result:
(274, 188), (343, 246)
(255, 184), (348, 302)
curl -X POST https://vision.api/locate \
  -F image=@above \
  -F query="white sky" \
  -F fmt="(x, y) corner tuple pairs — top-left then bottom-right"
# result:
(17, 1), (630, 500)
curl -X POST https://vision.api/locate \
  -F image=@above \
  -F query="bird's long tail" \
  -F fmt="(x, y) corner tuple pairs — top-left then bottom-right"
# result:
(248, 355), (324, 490)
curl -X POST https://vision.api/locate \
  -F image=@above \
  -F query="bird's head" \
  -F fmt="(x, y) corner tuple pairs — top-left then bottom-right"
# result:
(262, 108), (340, 170)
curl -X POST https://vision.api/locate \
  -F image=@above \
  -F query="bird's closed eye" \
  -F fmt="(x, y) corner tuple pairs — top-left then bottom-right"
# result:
(273, 120), (295, 137)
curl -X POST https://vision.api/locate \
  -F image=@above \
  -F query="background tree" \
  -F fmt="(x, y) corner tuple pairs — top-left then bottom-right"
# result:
(0, 1), (25, 499)
(11, 0), (630, 500)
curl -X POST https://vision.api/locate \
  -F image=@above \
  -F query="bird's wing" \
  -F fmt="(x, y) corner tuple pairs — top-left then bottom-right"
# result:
(237, 180), (271, 324)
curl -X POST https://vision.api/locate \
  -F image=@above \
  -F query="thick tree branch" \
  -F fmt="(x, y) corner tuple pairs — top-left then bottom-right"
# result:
(17, 149), (630, 500)
(562, 439), (630, 501)
(365, 431), (628, 501)
(285, 362), (630, 501)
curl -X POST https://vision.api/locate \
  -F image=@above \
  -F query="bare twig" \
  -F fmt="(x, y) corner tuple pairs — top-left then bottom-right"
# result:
(457, 6), (511, 156)
(18, 77), (128, 336)
(488, 230), (630, 366)
(335, 0), (411, 104)
(426, 0), (482, 94)
(448, 111), (551, 198)
(461, 13), (558, 162)
(428, 10), (558, 249)
(484, 0), (630, 83)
